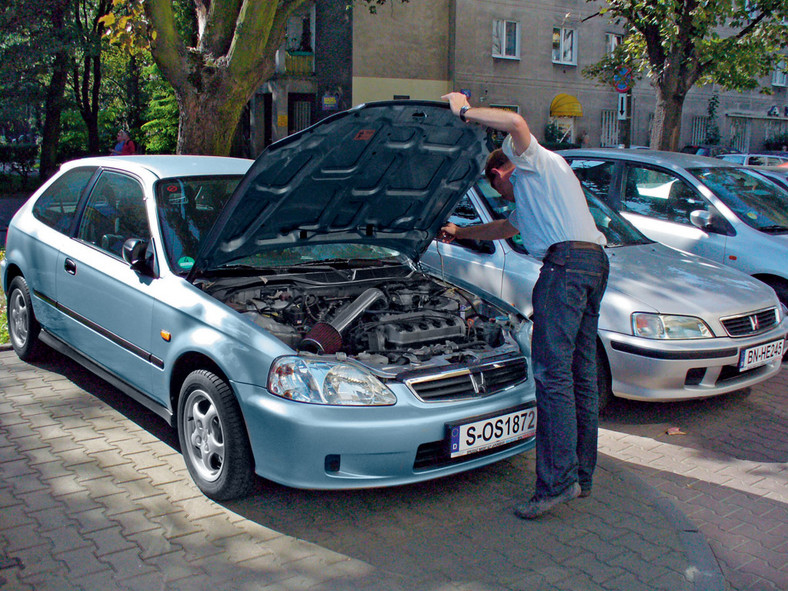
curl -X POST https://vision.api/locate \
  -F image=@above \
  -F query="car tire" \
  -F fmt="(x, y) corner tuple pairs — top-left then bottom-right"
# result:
(764, 277), (788, 308)
(596, 346), (613, 413)
(177, 369), (255, 500)
(7, 276), (46, 361)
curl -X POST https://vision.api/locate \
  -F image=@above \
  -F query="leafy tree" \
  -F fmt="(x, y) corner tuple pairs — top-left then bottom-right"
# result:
(0, 0), (74, 179)
(583, 0), (788, 151)
(105, 0), (407, 155)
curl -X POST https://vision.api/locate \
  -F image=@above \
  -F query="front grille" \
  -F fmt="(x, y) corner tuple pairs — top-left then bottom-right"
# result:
(405, 358), (527, 402)
(720, 307), (778, 337)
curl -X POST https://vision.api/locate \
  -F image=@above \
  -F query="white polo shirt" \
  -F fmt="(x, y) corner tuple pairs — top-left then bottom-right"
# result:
(503, 134), (606, 260)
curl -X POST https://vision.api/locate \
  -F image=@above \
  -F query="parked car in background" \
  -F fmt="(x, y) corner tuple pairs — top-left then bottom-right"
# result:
(717, 153), (788, 167)
(751, 165), (788, 191)
(2, 101), (537, 500)
(559, 148), (788, 306)
(680, 144), (739, 158)
(421, 180), (787, 410)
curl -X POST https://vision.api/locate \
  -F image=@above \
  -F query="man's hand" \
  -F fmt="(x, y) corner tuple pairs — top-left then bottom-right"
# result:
(438, 222), (459, 243)
(441, 92), (470, 117)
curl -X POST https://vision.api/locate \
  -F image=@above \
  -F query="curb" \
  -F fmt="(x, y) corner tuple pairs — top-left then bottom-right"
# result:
(598, 455), (726, 591)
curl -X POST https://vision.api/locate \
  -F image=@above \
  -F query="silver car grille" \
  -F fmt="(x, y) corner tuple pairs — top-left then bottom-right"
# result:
(720, 307), (779, 337)
(405, 358), (527, 402)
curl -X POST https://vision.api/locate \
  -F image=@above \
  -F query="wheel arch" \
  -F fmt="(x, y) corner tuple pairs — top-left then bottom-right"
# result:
(751, 273), (788, 305)
(169, 353), (234, 424)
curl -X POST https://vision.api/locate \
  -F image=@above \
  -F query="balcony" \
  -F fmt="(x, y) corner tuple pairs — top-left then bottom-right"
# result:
(279, 50), (314, 76)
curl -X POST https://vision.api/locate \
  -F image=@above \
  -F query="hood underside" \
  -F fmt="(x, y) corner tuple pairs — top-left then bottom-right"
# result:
(193, 101), (488, 273)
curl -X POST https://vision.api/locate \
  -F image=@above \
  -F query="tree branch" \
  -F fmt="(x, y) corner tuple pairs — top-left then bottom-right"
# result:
(144, 0), (189, 92)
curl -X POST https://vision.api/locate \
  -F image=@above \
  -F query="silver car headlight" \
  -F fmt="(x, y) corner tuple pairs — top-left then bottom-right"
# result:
(268, 357), (397, 406)
(632, 313), (714, 339)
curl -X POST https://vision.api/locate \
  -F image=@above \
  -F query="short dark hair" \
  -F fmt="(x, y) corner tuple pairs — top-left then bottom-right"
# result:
(485, 148), (511, 184)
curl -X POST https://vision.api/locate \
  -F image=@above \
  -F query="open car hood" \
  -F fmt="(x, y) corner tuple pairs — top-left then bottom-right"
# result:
(192, 101), (487, 273)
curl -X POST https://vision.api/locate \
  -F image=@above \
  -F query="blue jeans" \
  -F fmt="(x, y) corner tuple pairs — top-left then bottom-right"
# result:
(531, 242), (609, 499)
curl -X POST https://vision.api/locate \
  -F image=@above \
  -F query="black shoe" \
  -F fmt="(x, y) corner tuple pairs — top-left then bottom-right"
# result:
(579, 488), (592, 498)
(514, 483), (581, 519)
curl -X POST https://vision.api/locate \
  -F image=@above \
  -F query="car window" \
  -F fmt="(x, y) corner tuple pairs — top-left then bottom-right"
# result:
(749, 156), (766, 166)
(156, 176), (242, 272)
(720, 154), (745, 164)
(622, 165), (708, 225)
(690, 166), (788, 233)
(446, 194), (485, 227)
(32, 167), (97, 233)
(476, 178), (650, 248)
(567, 159), (614, 199)
(77, 171), (150, 257)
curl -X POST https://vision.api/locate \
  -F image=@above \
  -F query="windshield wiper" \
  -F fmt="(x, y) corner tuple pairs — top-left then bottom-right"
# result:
(757, 225), (788, 234)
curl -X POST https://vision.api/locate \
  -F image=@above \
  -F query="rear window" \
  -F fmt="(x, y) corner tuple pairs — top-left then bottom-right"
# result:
(32, 167), (97, 233)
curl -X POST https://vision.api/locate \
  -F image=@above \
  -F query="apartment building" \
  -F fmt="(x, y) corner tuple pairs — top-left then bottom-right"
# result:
(352, 0), (788, 151)
(244, 0), (788, 154)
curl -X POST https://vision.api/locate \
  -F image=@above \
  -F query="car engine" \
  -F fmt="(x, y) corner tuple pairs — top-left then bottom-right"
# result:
(202, 267), (525, 369)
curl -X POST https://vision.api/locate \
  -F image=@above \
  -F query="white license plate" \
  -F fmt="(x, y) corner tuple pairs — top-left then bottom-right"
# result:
(448, 405), (536, 458)
(739, 339), (784, 371)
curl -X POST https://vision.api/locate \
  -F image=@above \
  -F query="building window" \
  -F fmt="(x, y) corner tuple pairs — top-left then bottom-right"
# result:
(493, 20), (520, 59)
(773, 61), (788, 87)
(605, 33), (622, 55)
(552, 27), (577, 66)
(691, 116), (709, 145)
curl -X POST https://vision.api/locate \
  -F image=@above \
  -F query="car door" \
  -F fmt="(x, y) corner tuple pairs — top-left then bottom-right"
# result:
(25, 167), (98, 329)
(422, 188), (506, 302)
(55, 169), (157, 395)
(616, 163), (729, 264)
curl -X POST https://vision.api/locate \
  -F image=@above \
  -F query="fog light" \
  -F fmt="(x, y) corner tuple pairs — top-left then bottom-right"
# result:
(325, 454), (341, 473)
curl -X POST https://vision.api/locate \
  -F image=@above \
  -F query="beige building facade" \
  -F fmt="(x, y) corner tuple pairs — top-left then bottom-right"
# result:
(352, 0), (788, 151)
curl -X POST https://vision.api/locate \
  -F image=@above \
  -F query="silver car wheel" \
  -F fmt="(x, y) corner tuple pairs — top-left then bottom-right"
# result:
(181, 388), (225, 483)
(9, 288), (30, 350)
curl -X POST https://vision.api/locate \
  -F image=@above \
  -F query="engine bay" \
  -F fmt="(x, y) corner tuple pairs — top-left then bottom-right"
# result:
(201, 265), (525, 370)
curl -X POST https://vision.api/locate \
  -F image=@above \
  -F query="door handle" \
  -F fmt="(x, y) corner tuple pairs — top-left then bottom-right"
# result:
(64, 258), (77, 275)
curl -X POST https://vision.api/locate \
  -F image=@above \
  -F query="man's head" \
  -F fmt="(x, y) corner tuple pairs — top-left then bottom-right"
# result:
(117, 130), (130, 141)
(485, 149), (515, 201)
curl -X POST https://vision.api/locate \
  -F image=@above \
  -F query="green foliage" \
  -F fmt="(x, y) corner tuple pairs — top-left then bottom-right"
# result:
(765, 132), (788, 151)
(705, 93), (721, 145)
(544, 121), (563, 144)
(141, 93), (179, 154)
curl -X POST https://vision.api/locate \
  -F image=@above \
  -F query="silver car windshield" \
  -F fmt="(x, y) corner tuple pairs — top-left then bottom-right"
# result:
(476, 179), (651, 248)
(156, 176), (242, 274)
(689, 167), (788, 233)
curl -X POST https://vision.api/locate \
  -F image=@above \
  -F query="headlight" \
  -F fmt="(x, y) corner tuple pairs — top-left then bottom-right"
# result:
(632, 313), (714, 339)
(268, 357), (397, 406)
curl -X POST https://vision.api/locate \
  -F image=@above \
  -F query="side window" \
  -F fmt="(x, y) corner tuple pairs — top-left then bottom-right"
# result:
(568, 159), (614, 200)
(445, 193), (495, 255)
(32, 167), (97, 233)
(622, 166), (707, 224)
(77, 171), (150, 257)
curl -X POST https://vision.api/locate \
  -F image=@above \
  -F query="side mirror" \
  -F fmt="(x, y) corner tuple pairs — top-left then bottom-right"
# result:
(690, 209), (734, 236)
(122, 238), (153, 274)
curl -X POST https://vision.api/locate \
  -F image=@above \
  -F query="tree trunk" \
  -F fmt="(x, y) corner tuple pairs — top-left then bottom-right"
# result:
(175, 87), (250, 155)
(650, 86), (687, 151)
(39, 43), (70, 180)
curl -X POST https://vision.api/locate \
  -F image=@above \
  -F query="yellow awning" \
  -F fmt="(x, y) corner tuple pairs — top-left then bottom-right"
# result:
(550, 93), (583, 117)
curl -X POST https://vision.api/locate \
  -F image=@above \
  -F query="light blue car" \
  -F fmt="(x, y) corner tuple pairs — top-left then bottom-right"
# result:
(422, 180), (787, 410)
(2, 102), (535, 500)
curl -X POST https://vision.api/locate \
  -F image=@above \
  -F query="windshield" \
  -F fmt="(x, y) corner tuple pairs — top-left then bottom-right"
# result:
(476, 178), (651, 248)
(689, 166), (788, 233)
(156, 176), (242, 273)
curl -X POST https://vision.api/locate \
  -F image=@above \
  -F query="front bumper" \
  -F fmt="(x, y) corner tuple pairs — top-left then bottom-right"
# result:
(600, 321), (787, 402)
(232, 379), (536, 489)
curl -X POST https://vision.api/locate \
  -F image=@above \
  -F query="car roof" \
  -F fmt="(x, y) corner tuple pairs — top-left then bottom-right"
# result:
(558, 148), (737, 169)
(59, 155), (254, 179)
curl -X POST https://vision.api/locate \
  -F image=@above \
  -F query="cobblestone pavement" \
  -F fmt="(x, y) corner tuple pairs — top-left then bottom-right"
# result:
(599, 363), (787, 591)
(5, 347), (776, 590)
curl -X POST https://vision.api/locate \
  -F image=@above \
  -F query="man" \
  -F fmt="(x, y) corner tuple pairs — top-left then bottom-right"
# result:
(110, 129), (136, 156)
(440, 92), (609, 519)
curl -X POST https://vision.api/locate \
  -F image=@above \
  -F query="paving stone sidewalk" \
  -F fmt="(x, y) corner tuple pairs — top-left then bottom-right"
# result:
(0, 347), (723, 591)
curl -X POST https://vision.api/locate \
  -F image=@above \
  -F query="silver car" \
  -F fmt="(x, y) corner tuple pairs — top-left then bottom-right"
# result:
(2, 101), (535, 500)
(560, 148), (788, 306)
(421, 180), (787, 409)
